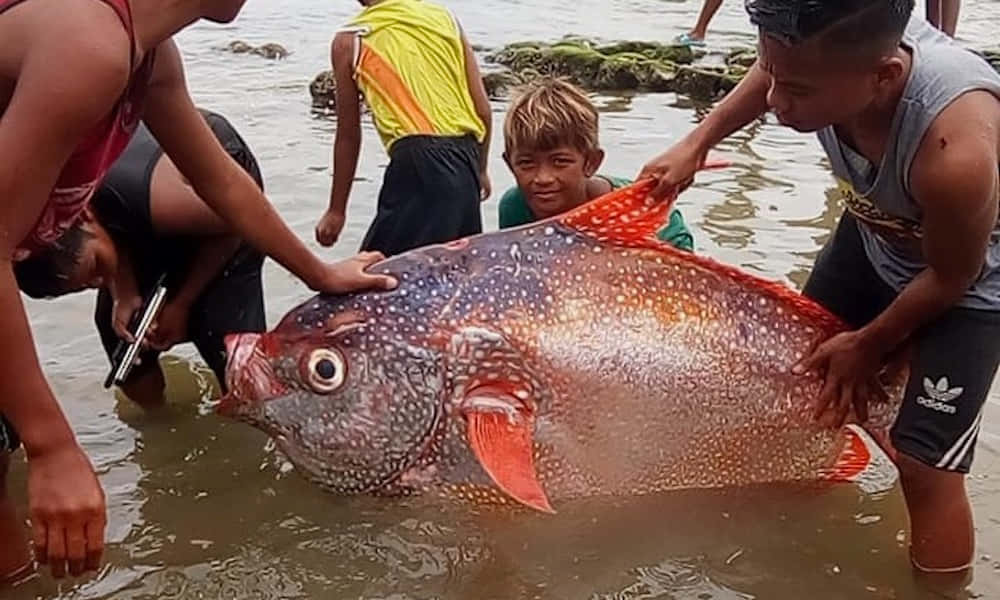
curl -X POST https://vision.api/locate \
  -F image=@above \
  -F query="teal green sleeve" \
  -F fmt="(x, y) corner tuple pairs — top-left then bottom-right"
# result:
(656, 208), (694, 251)
(498, 187), (536, 229)
(604, 175), (694, 252)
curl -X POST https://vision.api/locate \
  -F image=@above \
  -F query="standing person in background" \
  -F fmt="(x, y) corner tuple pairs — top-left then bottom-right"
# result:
(0, 0), (395, 584)
(926, 0), (960, 37)
(674, 0), (724, 46)
(315, 0), (493, 257)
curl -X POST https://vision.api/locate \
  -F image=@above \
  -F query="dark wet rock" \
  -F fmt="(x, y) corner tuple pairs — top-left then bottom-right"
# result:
(672, 65), (741, 102)
(227, 40), (254, 54)
(481, 69), (525, 99)
(981, 49), (1000, 72)
(224, 40), (289, 60)
(253, 43), (289, 60)
(309, 70), (336, 109)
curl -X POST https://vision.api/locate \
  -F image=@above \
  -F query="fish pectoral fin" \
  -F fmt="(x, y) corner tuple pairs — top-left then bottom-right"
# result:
(558, 159), (729, 247)
(463, 389), (555, 514)
(819, 424), (899, 495)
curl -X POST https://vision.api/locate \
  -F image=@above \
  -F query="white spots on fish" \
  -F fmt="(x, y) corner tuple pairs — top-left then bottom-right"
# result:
(544, 226), (555, 236)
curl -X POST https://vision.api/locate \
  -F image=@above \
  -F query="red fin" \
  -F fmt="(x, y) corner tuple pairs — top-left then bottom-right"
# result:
(556, 164), (846, 336)
(464, 404), (554, 514)
(819, 424), (899, 494)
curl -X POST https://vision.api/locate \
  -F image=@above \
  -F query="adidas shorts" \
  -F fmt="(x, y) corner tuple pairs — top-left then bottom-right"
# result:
(802, 212), (1000, 474)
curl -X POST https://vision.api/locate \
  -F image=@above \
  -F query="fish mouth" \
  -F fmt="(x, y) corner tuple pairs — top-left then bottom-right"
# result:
(217, 333), (286, 418)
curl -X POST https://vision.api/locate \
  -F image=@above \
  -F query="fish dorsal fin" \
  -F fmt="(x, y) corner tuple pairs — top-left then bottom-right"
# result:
(559, 160), (730, 244)
(462, 386), (555, 514)
(558, 161), (846, 335)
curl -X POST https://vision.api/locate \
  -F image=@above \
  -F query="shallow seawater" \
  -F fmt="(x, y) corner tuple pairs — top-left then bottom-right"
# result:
(7, 0), (1000, 598)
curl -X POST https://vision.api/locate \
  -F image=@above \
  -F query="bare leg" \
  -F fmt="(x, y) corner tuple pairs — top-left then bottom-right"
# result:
(120, 365), (166, 410)
(0, 453), (32, 584)
(898, 454), (974, 573)
(926, 0), (942, 29)
(689, 0), (724, 40)
(941, 0), (960, 37)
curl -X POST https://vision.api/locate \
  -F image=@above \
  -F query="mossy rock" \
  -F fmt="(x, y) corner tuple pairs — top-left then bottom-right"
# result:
(594, 54), (678, 91)
(539, 45), (608, 83)
(727, 50), (757, 69)
(489, 45), (546, 72)
(482, 69), (525, 99)
(595, 41), (695, 65)
(556, 34), (597, 49)
(672, 65), (741, 101)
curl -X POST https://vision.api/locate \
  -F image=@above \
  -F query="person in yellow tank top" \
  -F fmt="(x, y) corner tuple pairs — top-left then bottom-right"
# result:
(316, 0), (493, 257)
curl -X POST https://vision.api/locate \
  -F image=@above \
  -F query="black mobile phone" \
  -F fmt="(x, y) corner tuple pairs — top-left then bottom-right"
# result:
(103, 274), (168, 389)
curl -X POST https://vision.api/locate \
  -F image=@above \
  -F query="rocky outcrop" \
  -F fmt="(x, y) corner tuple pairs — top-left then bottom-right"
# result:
(307, 41), (1000, 108)
(483, 37), (748, 101)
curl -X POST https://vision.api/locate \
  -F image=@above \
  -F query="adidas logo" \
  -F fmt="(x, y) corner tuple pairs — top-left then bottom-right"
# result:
(916, 376), (963, 414)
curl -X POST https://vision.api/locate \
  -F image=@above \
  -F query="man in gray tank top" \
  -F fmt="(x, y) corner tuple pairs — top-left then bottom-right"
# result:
(638, 0), (1000, 577)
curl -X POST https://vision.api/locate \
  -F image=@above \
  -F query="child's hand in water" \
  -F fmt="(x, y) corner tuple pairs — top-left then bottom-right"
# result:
(315, 209), (347, 247)
(310, 251), (398, 294)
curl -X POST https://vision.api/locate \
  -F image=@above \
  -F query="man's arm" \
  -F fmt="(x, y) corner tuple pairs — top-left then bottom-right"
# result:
(862, 91), (1000, 350)
(458, 25), (492, 197)
(639, 61), (770, 199)
(0, 9), (133, 575)
(318, 31), (364, 247)
(142, 40), (394, 293)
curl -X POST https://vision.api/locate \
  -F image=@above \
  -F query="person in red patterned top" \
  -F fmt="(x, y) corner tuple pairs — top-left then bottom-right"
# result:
(0, 0), (398, 584)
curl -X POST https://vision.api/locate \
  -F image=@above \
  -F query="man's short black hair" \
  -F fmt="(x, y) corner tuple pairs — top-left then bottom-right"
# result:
(745, 0), (915, 55)
(13, 223), (93, 299)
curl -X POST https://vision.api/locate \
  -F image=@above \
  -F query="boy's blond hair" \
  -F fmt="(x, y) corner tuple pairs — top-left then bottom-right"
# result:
(504, 77), (599, 155)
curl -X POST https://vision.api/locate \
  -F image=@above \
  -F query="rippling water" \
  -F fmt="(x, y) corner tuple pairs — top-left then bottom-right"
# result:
(8, 1), (1000, 598)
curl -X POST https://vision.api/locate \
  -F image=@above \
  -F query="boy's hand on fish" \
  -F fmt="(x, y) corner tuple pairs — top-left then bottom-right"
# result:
(793, 330), (888, 427)
(111, 293), (143, 343)
(27, 442), (106, 578)
(310, 251), (398, 294)
(638, 140), (708, 203)
(315, 209), (347, 247)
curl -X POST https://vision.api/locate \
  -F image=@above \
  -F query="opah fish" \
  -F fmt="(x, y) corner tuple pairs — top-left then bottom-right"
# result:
(218, 173), (902, 513)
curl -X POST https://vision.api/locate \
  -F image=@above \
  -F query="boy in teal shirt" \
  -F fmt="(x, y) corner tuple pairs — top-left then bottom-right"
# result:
(498, 78), (693, 251)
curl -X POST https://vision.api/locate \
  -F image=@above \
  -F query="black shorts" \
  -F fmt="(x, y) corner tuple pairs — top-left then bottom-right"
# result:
(95, 244), (266, 389)
(360, 134), (483, 257)
(803, 212), (1000, 473)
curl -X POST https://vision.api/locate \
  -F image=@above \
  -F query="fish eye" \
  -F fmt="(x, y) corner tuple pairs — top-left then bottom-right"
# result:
(305, 348), (346, 393)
